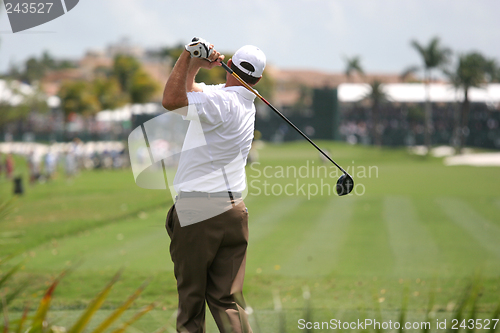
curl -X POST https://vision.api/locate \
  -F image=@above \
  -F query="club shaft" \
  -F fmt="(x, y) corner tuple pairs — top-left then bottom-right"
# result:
(220, 61), (349, 175)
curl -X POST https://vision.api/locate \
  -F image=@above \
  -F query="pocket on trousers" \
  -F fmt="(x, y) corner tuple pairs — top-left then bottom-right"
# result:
(165, 205), (175, 238)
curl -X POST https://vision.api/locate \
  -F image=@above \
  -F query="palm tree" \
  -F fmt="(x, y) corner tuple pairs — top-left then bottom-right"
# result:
(363, 80), (389, 146)
(483, 58), (500, 83)
(446, 52), (488, 153)
(343, 56), (364, 82)
(411, 37), (451, 152)
(400, 65), (419, 82)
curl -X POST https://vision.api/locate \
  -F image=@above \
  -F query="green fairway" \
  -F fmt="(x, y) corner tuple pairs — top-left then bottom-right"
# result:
(1, 141), (500, 332)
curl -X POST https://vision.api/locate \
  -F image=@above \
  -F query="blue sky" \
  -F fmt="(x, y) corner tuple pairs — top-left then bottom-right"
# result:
(1, 0), (499, 75)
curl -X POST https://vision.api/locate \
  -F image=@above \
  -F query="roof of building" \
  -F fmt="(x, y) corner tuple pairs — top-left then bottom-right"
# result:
(338, 83), (500, 108)
(271, 68), (408, 88)
(269, 68), (417, 107)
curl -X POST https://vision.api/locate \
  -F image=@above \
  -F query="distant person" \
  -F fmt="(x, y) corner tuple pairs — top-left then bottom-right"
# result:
(44, 150), (57, 180)
(64, 150), (77, 178)
(27, 151), (38, 184)
(5, 153), (14, 179)
(71, 138), (84, 170)
(0, 153), (3, 179)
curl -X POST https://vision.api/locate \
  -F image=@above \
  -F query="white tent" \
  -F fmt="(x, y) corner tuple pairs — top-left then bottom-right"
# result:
(0, 79), (34, 106)
(95, 103), (163, 122)
(0, 79), (60, 108)
(338, 83), (500, 109)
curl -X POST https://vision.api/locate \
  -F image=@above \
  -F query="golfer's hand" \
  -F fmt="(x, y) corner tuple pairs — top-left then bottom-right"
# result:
(206, 46), (224, 67)
(191, 45), (224, 70)
(185, 37), (212, 59)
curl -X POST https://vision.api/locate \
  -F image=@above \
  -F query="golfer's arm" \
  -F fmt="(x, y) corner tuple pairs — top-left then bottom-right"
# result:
(162, 50), (206, 115)
(186, 61), (204, 93)
(162, 50), (190, 114)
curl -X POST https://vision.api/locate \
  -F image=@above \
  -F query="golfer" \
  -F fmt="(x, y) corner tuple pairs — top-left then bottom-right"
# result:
(162, 37), (266, 333)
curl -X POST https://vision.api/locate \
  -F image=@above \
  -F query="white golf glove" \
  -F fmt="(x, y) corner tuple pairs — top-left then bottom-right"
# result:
(185, 37), (213, 59)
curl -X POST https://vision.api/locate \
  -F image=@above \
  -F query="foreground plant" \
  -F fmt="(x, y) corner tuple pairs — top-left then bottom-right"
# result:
(0, 198), (173, 333)
(0, 259), (172, 333)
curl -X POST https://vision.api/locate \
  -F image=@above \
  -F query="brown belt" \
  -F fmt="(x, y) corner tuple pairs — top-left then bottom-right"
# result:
(177, 191), (242, 200)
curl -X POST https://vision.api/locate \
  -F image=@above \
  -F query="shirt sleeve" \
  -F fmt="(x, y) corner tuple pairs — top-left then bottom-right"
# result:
(185, 84), (227, 125)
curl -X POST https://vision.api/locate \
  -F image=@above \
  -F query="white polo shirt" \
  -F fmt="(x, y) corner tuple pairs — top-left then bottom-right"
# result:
(173, 83), (257, 193)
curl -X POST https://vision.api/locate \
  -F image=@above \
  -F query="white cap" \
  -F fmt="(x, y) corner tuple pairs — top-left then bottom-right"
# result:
(232, 45), (266, 78)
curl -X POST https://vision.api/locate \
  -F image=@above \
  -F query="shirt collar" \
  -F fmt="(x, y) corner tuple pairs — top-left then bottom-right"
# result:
(223, 85), (256, 101)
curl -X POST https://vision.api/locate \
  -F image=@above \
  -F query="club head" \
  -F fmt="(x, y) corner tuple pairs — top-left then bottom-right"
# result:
(336, 173), (354, 196)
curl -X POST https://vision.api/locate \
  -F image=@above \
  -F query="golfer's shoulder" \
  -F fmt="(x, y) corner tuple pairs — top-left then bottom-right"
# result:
(188, 84), (225, 104)
(201, 83), (226, 94)
(205, 85), (244, 104)
(195, 84), (250, 110)
(195, 83), (230, 100)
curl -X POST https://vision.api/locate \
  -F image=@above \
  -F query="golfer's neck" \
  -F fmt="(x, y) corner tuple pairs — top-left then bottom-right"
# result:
(224, 75), (246, 88)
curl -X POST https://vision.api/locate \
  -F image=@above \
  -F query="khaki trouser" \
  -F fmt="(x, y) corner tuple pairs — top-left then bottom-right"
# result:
(166, 197), (253, 333)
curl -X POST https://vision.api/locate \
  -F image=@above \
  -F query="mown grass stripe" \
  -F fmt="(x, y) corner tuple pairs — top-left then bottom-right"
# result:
(20, 208), (172, 272)
(279, 197), (355, 277)
(437, 197), (500, 259)
(336, 196), (394, 277)
(248, 197), (304, 244)
(412, 196), (498, 278)
(383, 196), (441, 278)
(247, 197), (326, 275)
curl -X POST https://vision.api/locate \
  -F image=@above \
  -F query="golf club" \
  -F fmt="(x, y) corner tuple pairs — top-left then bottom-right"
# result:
(220, 61), (354, 196)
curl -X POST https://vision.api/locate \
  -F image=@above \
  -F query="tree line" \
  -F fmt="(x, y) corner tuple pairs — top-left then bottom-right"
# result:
(1, 51), (159, 126)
